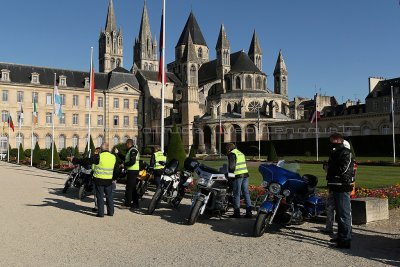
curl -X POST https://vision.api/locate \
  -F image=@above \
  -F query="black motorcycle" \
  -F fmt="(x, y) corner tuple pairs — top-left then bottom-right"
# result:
(62, 164), (93, 200)
(185, 158), (233, 225)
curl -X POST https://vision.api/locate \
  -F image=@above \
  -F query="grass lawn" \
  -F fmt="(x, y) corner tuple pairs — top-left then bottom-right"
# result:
(246, 156), (398, 163)
(200, 160), (399, 189)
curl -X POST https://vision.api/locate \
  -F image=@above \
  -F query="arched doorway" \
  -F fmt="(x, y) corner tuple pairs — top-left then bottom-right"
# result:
(215, 125), (225, 154)
(231, 124), (242, 143)
(246, 124), (256, 141)
(203, 126), (212, 150)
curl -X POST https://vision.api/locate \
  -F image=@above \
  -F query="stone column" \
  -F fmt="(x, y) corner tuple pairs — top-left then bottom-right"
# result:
(197, 127), (206, 154)
(210, 127), (217, 154)
(241, 125), (246, 142)
(224, 124), (231, 143)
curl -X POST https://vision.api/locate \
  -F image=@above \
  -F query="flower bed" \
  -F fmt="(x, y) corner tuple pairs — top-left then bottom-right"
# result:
(355, 184), (400, 209)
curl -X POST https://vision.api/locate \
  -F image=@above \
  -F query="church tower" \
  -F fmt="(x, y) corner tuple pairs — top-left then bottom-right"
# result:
(134, 0), (158, 71)
(216, 24), (230, 92)
(99, 0), (123, 73)
(273, 50), (288, 96)
(248, 30), (262, 71)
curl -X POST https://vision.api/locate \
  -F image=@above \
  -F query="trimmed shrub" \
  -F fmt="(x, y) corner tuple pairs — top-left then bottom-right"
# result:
(18, 143), (26, 161)
(84, 135), (96, 158)
(167, 124), (187, 170)
(24, 149), (32, 158)
(267, 142), (278, 162)
(142, 147), (153, 155)
(46, 142), (60, 167)
(73, 146), (80, 158)
(32, 142), (41, 166)
(189, 144), (197, 158)
(10, 148), (18, 158)
(40, 149), (49, 161)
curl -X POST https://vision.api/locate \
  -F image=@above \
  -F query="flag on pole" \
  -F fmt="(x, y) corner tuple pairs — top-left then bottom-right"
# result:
(17, 105), (24, 125)
(33, 99), (37, 125)
(7, 114), (14, 132)
(90, 61), (95, 108)
(158, 6), (166, 84)
(309, 108), (320, 124)
(54, 81), (63, 118)
(390, 86), (395, 123)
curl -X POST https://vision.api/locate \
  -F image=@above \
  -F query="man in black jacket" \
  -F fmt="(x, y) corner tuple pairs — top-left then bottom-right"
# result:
(120, 139), (140, 209)
(326, 133), (354, 249)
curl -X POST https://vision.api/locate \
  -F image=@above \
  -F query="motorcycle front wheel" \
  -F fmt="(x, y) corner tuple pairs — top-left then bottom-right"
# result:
(78, 185), (86, 200)
(147, 187), (163, 215)
(253, 213), (272, 237)
(187, 199), (203, 225)
(62, 178), (72, 193)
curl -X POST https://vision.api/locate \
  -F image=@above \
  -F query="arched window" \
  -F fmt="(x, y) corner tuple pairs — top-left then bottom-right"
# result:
(32, 134), (38, 147)
(116, 59), (121, 67)
(97, 135), (103, 147)
(59, 135), (66, 150)
(225, 77), (231, 91)
(236, 77), (241, 89)
(256, 76), (261, 89)
(72, 135), (79, 149)
(111, 58), (115, 69)
(246, 76), (252, 89)
(264, 78), (267, 90)
(381, 125), (390, 135)
(198, 47), (203, 58)
(123, 135), (129, 143)
(190, 65), (197, 85)
(45, 134), (52, 149)
(113, 135), (120, 146)
(149, 63), (153, 70)
(227, 103), (232, 113)
(144, 62), (148, 70)
(361, 126), (371, 136)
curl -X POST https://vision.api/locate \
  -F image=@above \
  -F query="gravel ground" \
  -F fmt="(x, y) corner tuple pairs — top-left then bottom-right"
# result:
(0, 161), (399, 267)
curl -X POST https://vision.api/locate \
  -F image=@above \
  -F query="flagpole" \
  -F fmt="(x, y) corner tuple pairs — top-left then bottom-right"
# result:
(258, 109), (261, 160)
(160, 0), (166, 152)
(88, 47), (93, 158)
(17, 106), (22, 164)
(7, 114), (10, 162)
(316, 93), (319, 161)
(31, 89), (35, 167)
(391, 86), (396, 163)
(51, 73), (56, 170)
(219, 107), (221, 158)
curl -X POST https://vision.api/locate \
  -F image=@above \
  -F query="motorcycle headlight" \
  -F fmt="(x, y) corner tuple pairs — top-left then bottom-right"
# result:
(262, 181), (269, 188)
(198, 178), (207, 186)
(268, 183), (281, 195)
(283, 189), (291, 197)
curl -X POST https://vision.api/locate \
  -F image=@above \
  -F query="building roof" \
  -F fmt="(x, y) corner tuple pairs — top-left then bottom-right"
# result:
(0, 62), (139, 91)
(248, 30), (262, 56)
(366, 77), (400, 98)
(198, 60), (217, 86)
(136, 69), (181, 84)
(229, 51), (263, 74)
(176, 12), (207, 47)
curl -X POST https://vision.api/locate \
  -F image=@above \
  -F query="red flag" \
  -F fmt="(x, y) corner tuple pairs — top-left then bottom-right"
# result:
(158, 7), (166, 84)
(309, 109), (320, 124)
(90, 62), (95, 108)
(8, 114), (14, 132)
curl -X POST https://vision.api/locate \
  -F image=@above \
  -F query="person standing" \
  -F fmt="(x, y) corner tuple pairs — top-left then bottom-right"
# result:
(123, 139), (140, 209)
(226, 143), (252, 218)
(326, 133), (354, 249)
(72, 143), (117, 217)
(150, 145), (166, 187)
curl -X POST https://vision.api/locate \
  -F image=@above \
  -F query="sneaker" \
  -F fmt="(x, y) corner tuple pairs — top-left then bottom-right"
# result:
(230, 213), (241, 218)
(92, 208), (98, 212)
(96, 214), (104, 218)
(330, 238), (338, 243)
(320, 229), (334, 234)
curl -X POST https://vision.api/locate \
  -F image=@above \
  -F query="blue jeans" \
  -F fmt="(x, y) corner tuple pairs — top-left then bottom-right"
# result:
(232, 177), (252, 210)
(332, 191), (352, 242)
(95, 183), (114, 216)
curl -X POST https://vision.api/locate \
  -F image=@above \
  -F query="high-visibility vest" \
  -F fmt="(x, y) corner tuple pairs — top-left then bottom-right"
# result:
(93, 152), (116, 179)
(153, 151), (167, 170)
(125, 147), (140, 171)
(231, 149), (248, 175)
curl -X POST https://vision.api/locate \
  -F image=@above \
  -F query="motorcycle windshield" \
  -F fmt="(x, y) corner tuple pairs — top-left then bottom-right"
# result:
(259, 163), (302, 186)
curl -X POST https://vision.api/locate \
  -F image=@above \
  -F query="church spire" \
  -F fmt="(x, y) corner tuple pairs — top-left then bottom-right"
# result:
(216, 24), (230, 50)
(138, 0), (152, 43)
(105, 0), (117, 32)
(248, 30), (262, 70)
(274, 49), (287, 75)
(274, 49), (288, 96)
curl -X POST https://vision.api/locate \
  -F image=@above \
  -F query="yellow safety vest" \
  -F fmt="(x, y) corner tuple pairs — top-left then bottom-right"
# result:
(153, 151), (167, 170)
(93, 152), (116, 179)
(125, 147), (140, 171)
(231, 149), (248, 175)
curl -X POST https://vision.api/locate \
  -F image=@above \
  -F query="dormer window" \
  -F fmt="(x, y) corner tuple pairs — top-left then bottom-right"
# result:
(31, 72), (40, 84)
(59, 75), (67, 87)
(1, 69), (10, 82)
(84, 77), (90, 88)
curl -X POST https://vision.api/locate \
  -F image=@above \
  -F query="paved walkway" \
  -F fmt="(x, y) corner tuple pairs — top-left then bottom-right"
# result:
(0, 161), (399, 266)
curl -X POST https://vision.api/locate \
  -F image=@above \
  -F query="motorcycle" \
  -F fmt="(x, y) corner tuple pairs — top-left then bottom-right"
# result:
(185, 158), (233, 225)
(253, 161), (325, 237)
(137, 160), (152, 200)
(62, 164), (93, 200)
(147, 159), (193, 215)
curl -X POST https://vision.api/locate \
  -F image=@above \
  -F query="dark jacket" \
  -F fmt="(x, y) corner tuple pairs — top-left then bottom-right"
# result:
(326, 144), (354, 192)
(123, 147), (139, 169)
(227, 151), (249, 178)
(72, 151), (118, 186)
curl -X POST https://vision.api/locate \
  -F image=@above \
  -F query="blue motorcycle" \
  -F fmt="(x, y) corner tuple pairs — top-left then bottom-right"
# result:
(253, 161), (325, 237)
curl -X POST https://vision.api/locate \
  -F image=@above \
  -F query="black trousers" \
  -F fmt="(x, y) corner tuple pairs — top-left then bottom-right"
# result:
(153, 169), (163, 187)
(125, 170), (139, 206)
(95, 183), (114, 216)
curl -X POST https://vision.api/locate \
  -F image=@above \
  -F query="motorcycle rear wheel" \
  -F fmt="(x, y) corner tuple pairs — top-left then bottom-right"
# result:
(78, 185), (86, 200)
(187, 199), (203, 225)
(147, 188), (163, 215)
(253, 213), (272, 237)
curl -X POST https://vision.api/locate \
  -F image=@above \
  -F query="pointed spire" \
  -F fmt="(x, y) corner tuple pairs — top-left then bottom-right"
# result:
(138, 0), (152, 43)
(153, 34), (157, 47)
(176, 11), (207, 47)
(183, 32), (197, 61)
(274, 49), (288, 75)
(216, 24), (230, 50)
(248, 30), (262, 56)
(105, 0), (117, 32)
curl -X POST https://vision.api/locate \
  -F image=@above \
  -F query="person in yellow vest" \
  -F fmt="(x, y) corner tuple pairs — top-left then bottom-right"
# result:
(150, 145), (167, 187)
(71, 143), (117, 217)
(226, 143), (252, 218)
(122, 139), (140, 209)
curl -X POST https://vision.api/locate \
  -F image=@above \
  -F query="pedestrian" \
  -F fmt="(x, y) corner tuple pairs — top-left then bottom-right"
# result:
(71, 143), (117, 217)
(91, 147), (102, 212)
(150, 145), (166, 187)
(326, 133), (354, 249)
(121, 139), (140, 209)
(321, 140), (352, 235)
(226, 143), (252, 218)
